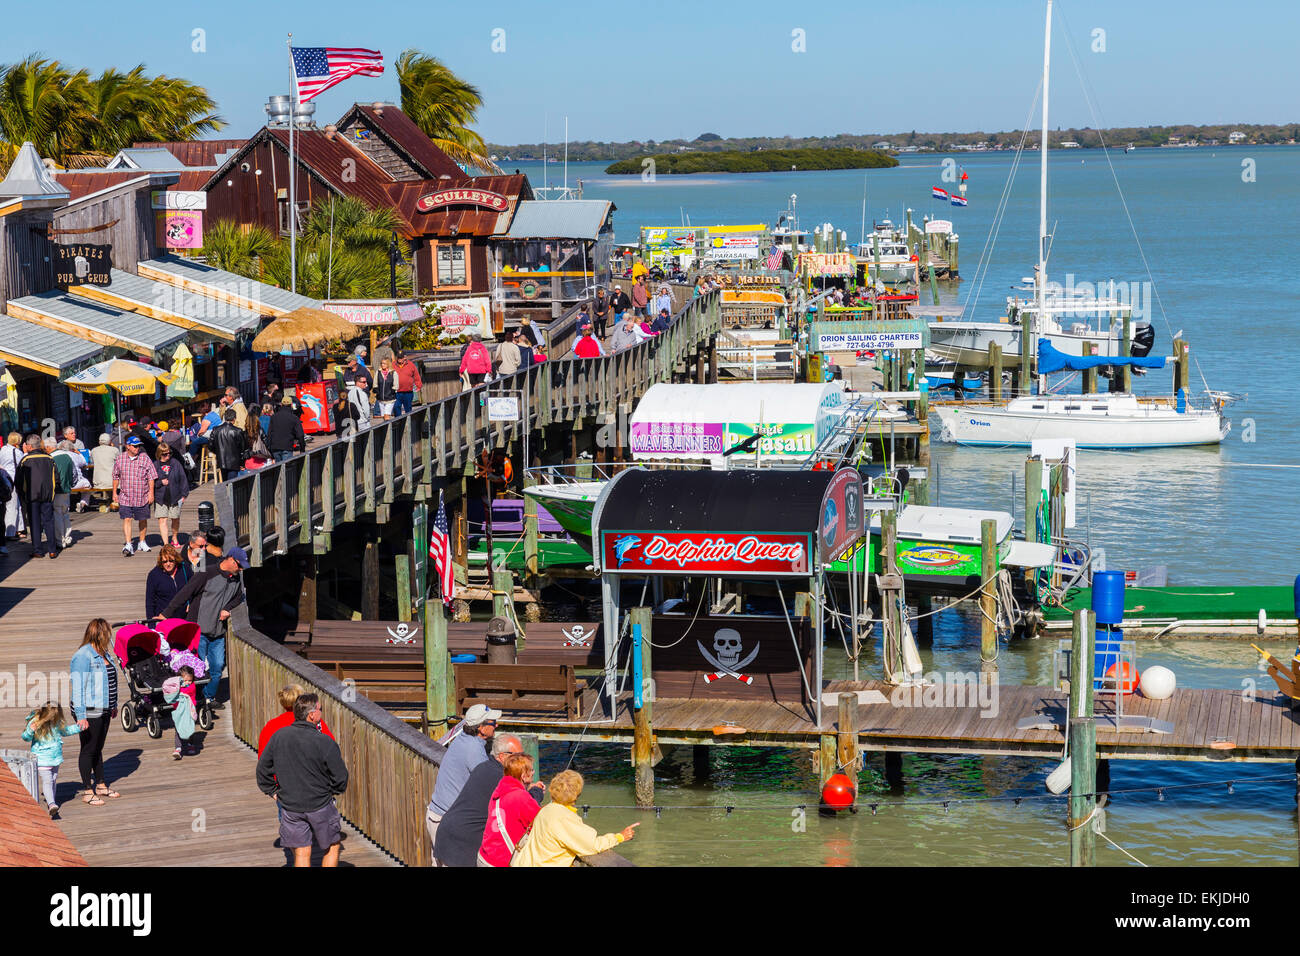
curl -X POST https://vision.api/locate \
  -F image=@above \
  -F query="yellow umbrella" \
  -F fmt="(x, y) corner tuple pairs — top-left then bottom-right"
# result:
(0, 367), (17, 433)
(64, 358), (176, 396)
(167, 343), (195, 400)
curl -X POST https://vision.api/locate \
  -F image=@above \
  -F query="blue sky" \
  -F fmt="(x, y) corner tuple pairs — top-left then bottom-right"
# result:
(3, 0), (1295, 143)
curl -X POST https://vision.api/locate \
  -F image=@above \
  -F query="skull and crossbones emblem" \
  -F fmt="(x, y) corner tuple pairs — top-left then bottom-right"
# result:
(385, 623), (420, 645)
(562, 625), (595, 647)
(697, 628), (759, 684)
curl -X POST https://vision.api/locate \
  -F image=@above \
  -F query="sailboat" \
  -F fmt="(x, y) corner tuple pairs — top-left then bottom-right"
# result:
(926, 0), (1154, 370)
(929, 0), (1231, 450)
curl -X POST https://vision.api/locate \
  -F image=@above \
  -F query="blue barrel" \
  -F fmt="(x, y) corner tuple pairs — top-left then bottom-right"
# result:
(1092, 570), (1126, 626)
(1293, 574), (1300, 619)
(450, 654), (477, 664)
(1094, 626), (1123, 683)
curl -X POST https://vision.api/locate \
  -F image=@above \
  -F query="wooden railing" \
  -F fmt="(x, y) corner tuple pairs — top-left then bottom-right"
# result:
(225, 605), (443, 866)
(216, 291), (722, 562)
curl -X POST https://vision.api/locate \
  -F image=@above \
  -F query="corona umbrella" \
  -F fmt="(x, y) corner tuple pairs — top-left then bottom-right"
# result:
(65, 358), (177, 444)
(0, 366), (16, 434)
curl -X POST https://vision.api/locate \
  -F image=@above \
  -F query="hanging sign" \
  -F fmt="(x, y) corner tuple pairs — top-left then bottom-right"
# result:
(415, 188), (508, 213)
(54, 243), (112, 288)
(818, 468), (865, 563)
(151, 190), (207, 210)
(158, 210), (203, 249)
(601, 530), (811, 577)
(487, 395), (520, 422)
(814, 330), (924, 351)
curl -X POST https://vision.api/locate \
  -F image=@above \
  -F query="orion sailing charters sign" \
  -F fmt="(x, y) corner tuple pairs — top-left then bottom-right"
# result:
(415, 188), (508, 213)
(54, 243), (112, 288)
(600, 531), (811, 577)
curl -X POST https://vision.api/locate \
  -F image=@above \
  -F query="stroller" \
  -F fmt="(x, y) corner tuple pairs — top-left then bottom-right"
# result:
(114, 619), (215, 739)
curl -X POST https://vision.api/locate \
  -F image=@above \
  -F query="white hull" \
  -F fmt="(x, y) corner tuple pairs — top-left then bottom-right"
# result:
(927, 321), (1130, 368)
(932, 394), (1229, 448)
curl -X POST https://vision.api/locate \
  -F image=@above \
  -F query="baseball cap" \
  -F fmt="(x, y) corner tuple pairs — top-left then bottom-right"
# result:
(155, 421), (169, 431)
(464, 703), (503, 724)
(125, 436), (142, 446)
(225, 547), (250, 569)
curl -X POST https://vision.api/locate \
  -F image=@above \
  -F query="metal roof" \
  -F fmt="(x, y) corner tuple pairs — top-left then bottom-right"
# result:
(0, 312), (107, 374)
(387, 174), (530, 237)
(336, 104), (467, 181)
(0, 142), (70, 200)
(7, 290), (188, 357)
(133, 140), (247, 167)
(106, 148), (189, 171)
(499, 200), (613, 240)
(139, 256), (322, 315)
(81, 269), (263, 338)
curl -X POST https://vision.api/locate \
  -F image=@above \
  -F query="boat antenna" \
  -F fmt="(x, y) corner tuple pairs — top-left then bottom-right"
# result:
(563, 115), (569, 195)
(859, 173), (868, 247)
(542, 114), (548, 192)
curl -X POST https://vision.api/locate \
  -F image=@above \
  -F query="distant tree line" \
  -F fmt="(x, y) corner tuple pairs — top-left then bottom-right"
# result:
(605, 147), (898, 174)
(489, 123), (1299, 161)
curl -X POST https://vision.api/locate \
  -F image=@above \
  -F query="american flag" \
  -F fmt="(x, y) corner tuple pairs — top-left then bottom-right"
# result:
(429, 490), (455, 606)
(765, 250), (783, 270)
(291, 46), (384, 102)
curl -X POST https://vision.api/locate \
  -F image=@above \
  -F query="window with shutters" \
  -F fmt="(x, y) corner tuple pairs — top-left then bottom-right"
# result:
(435, 241), (469, 288)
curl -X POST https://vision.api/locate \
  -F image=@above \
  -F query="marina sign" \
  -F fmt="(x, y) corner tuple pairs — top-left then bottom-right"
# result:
(416, 188), (509, 213)
(601, 531), (812, 577)
(815, 330), (924, 351)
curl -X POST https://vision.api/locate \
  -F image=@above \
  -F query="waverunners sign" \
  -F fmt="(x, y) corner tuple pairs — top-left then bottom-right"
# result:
(601, 531), (811, 576)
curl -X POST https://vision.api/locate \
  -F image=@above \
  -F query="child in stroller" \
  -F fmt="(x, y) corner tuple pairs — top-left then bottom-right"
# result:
(114, 619), (215, 740)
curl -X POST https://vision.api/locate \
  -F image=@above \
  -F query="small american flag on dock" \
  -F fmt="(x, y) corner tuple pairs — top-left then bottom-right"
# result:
(291, 46), (384, 102)
(429, 490), (455, 606)
(932, 186), (949, 200)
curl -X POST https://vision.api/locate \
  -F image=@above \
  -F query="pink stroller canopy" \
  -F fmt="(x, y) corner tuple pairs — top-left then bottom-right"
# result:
(113, 623), (161, 663)
(155, 618), (201, 652)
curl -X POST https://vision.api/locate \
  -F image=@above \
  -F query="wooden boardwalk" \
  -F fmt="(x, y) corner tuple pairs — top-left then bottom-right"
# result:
(0, 487), (395, 867)
(502, 679), (1300, 763)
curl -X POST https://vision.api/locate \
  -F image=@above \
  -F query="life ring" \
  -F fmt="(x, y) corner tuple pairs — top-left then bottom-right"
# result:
(909, 254), (919, 262)
(520, 279), (541, 300)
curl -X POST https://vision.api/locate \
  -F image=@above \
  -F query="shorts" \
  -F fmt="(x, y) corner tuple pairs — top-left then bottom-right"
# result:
(119, 504), (151, 522)
(377, 401), (396, 416)
(152, 502), (182, 520)
(280, 800), (342, 850)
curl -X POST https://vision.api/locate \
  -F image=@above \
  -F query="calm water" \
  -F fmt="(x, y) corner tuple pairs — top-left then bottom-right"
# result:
(519, 148), (1300, 865)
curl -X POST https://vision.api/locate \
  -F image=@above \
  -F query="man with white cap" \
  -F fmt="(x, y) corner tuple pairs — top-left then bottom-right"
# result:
(425, 702), (501, 862)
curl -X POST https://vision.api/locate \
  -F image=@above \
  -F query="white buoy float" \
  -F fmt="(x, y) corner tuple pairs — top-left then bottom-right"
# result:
(1139, 665), (1177, 700)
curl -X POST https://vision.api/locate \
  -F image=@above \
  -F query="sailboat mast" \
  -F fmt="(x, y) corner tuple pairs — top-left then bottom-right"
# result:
(1037, 0), (1052, 339)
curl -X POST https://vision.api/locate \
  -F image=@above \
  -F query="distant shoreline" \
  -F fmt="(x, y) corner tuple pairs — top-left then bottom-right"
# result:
(489, 124), (1298, 164)
(604, 147), (898, 175)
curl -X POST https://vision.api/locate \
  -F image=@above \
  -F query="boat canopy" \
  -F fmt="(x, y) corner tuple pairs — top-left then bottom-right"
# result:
(628, 382), (845, 460)
(1037, 339), (1166, 375)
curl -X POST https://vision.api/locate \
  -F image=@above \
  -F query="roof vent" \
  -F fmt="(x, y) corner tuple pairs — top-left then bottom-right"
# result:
(265, 95), (291, 126)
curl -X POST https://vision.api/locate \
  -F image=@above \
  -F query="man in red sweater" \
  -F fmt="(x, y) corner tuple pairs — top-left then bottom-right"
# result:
(392, 349), (423, 417)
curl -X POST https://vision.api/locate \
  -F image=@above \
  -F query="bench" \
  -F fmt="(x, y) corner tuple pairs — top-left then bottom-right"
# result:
(300, 620), (603, 669)
(454, 663), (578, 720)
(318, 659), (426, 710)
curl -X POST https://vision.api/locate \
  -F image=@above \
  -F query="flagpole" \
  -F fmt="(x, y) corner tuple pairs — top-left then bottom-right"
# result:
(287, 34), (297, 295)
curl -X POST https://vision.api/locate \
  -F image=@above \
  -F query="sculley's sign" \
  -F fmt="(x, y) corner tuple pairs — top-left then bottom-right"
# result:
(601, 531), (810, 576)
(415, 188), (508, 213)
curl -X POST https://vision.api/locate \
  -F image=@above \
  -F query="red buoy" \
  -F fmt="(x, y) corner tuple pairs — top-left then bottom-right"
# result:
(1106, 662), (1138, 695)
(821, 773), (855, 810)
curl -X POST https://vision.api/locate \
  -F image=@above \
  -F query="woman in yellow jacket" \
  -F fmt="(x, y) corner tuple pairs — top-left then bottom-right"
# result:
(511, 770), (638, 867)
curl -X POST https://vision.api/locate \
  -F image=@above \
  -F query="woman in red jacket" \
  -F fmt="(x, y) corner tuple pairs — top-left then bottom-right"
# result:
(478, 753), (541, 866)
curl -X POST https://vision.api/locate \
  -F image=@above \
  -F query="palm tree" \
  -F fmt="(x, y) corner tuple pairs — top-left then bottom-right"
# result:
(0, 55), (223, 173)
(394, 49), (500, 173)
(201, 218), (278, 277)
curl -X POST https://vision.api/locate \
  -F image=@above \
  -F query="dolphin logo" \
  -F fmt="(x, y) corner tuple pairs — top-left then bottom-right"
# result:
(299, 392), (323, 421)
(612, 535), (641, 567)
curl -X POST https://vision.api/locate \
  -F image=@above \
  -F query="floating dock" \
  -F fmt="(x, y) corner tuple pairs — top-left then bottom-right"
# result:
(1044, 585), (1299, 638)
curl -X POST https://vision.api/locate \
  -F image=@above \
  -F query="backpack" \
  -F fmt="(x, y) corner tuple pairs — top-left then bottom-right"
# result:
(0, 469), (11, 503)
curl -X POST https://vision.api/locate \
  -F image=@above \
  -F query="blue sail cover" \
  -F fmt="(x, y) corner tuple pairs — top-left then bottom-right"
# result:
(1037, 339), (1167, 375)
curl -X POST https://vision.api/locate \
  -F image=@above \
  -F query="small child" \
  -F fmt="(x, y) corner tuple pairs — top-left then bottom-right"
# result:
(21, 702), (81, 818)
(163, 666), (198, 760)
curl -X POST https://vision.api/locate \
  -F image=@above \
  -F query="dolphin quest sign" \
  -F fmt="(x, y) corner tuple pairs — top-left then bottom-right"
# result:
(600, 531), (811, 577)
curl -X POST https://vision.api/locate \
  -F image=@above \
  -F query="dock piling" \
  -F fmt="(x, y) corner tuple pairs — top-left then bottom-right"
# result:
(1120, 314), (1133, 393)
(990, 343), (1003, 402)
(837, 692), (860, 777)
(1068, 608), (1097, 866)
(1082, 342), (1097, 394)
(631, 606), (655, 808)
(424, 599), (449, 733)
(980, 518), (998, 677)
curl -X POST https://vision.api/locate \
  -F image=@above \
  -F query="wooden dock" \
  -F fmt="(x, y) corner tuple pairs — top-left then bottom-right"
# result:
(0, 490), (395, 867)
(500, 679), (1300, 763)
